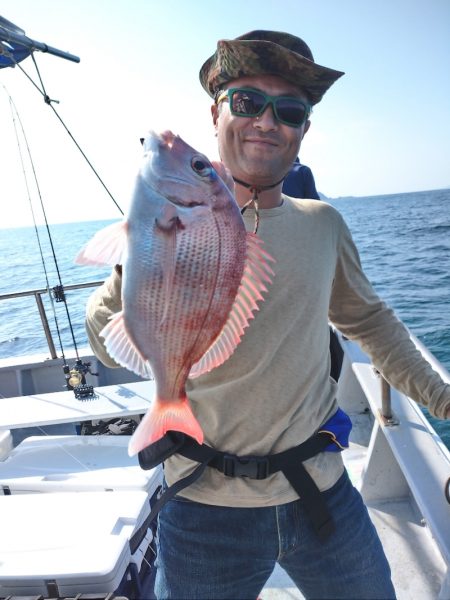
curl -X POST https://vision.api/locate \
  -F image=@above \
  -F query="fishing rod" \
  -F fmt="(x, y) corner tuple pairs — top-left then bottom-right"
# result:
(1, 15), (123, 399)
(3, 85), (97, 398)
(0, 17), (143, 483)
(0, 14), (124, 216)
(0, 15), (80, 65)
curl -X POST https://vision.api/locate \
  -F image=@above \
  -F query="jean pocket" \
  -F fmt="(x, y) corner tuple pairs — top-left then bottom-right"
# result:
(322, 469), (350, 499)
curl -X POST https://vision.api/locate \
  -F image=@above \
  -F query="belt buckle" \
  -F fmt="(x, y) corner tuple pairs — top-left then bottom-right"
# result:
(223, 454), (269, 479)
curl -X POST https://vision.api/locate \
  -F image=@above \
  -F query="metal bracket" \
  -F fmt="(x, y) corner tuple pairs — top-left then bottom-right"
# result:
(378, 408), (400, 427)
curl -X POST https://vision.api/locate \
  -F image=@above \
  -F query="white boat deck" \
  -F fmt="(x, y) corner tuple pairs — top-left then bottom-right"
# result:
(0, 333), (449, 599)
(262, 503), (447, 600)
(262, 440), (448, 599)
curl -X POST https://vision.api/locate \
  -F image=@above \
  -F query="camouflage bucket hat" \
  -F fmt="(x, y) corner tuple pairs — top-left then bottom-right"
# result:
(199, 30), (344, 105)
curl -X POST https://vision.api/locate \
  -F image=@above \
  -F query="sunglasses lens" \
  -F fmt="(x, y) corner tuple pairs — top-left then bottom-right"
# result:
(229, 89), (308, 127)
(275, 98), (308, 126)
(231, 90), (266, 116)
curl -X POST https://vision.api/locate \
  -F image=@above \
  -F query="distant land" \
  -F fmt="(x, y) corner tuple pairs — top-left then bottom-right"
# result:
(319, 186), (449, 202)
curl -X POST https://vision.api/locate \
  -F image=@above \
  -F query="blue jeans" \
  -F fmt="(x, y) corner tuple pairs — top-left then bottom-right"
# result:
(154, 470), (396, 599)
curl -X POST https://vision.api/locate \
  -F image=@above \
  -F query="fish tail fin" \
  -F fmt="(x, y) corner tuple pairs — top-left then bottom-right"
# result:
(128, 396), (204, 456)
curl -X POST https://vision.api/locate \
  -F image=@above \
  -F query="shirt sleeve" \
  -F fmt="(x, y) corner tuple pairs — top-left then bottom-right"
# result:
(85, 265), (123, 368)
(329, 217), (450, 419)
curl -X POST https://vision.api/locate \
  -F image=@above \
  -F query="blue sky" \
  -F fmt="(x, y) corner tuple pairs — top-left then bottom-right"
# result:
(1, 0), (449, 227)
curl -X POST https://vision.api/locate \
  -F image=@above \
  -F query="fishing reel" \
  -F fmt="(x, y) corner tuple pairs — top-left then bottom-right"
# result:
(63, 359), (98, 399)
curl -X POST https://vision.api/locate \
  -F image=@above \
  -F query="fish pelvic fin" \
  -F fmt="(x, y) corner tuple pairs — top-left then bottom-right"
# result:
(189, 232), (275, 378)
(100, 311), (153, 379)
(128, 396), (204, 456)
(75, 220), (128, 266)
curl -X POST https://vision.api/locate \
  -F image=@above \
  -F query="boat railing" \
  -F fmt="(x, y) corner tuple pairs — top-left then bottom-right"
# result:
(0, 281), (104, 360)
(2, 282), (449, 390)
(364, 332), (450, 425)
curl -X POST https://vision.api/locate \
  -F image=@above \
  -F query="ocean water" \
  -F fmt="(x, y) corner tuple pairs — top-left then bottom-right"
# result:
(328, 188), (450, 447)
(0, 188), (449, 447)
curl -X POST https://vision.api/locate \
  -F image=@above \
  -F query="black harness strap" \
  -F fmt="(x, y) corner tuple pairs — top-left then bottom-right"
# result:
(279, 458), (334, 540)
(137, 431), (336, 542)
(177, 432), (335, 540)
(129, 460), (210, 555)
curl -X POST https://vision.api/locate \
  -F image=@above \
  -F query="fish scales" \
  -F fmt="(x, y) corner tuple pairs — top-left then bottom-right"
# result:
(125, 217), (245, 399)
(76, 130), (274, 455)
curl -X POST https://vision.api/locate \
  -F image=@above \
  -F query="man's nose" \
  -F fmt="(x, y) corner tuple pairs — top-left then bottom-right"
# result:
(253, 103), (278, 131)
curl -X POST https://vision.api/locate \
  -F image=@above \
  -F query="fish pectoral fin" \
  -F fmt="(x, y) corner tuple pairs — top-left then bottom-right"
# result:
(100, 311), (153, 379)
(128, 397), (204, 456)
(155, 214), (184, 233)
(155, 202), (185, 233)
(75, 221), (128, 266)
(189, 232), (275, 378)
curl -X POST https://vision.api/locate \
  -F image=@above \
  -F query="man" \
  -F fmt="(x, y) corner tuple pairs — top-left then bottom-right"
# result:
(283, 156), (320, 200)
(282, 158), (345, 383)
(86, 31), (450, 599)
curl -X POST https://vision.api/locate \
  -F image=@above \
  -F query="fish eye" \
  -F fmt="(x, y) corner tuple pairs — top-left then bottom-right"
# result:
(191, 156), (213, 177)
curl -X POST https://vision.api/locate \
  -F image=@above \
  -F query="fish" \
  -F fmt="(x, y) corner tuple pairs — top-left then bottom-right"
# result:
(76, 130), (274, 456)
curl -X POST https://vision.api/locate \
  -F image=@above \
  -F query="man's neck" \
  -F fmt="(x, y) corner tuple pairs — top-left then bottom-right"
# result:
(235, 182), (284, 210)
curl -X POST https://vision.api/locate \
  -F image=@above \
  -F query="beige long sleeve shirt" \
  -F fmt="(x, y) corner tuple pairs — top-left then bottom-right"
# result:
(86, 197), (450, 507)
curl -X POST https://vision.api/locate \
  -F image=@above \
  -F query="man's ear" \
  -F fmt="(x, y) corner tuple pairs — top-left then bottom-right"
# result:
(302, 119), (311, 139)
(211, 103), (219, 128)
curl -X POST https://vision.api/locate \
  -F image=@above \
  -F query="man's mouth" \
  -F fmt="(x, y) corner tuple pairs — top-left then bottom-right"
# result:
(244, 137), (279, 147)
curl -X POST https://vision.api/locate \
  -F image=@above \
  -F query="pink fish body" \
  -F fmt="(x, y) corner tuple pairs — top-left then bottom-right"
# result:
(76, 131), (274, 456)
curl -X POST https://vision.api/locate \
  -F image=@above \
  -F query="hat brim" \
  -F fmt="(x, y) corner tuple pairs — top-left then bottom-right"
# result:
(200, 39), (344, 105)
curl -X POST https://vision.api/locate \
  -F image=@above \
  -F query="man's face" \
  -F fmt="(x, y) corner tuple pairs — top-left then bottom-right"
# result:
(211, 74), (311, 187)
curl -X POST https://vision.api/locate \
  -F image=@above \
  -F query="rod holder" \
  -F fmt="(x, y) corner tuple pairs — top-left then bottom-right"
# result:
(373, 368), (399, 426)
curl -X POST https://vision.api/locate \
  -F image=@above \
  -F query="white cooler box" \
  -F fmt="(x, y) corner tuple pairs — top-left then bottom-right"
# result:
(0, 490), (156, 597)
(0, 434), (162, 495)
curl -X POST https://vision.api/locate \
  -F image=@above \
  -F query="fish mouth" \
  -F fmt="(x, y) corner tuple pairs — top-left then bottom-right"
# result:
(159, 130), (177, 148)
(141, 130), (209, 208)
(146, 131), (188, 185)
(142, 130), (178, 153)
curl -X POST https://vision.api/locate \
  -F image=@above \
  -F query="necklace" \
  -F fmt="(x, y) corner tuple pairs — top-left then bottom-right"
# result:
(233, 175), (285, 233)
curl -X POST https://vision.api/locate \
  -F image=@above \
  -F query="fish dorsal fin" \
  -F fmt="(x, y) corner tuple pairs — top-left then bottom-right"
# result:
(189, 232), (275, 379)
(100, 311), (154, 379)
(75, 221), (128, 266)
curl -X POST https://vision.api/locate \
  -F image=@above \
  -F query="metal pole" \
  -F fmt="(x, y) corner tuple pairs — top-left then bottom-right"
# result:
(381, 376), (392, 420)
(34, 292), (57, 359)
